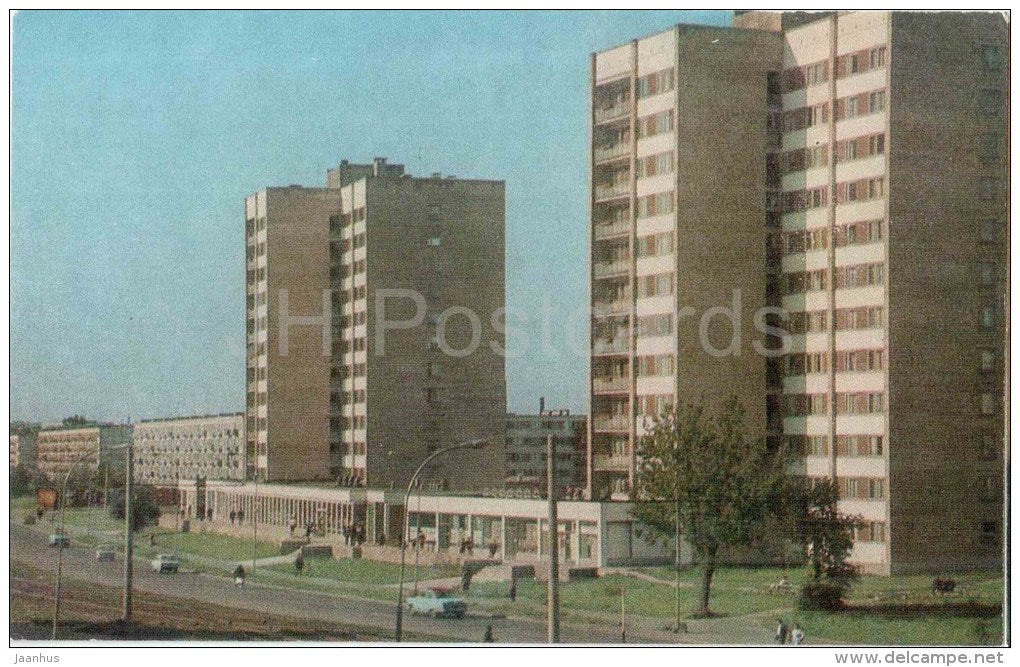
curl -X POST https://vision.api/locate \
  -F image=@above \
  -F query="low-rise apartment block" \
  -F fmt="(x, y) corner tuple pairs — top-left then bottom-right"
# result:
(133, 413), (245, 487)
(35, 423), (133, 480)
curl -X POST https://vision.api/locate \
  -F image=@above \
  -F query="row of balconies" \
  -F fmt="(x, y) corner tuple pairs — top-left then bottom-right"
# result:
(594, 102), (630, 124)
(593, 259), (630, 278)
(592, 376), (629, 393)
(593, 453), (631, 471)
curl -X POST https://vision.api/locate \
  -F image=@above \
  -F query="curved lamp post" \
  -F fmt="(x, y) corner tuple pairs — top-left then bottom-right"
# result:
(394, 438), (488, 642)
(51, 442), (131, 639)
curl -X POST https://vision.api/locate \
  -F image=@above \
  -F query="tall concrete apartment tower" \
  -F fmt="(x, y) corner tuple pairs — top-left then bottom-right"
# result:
(732, 10), (1007, 574)
(587, 25), (783, 502)
(245, 160), (506, 489)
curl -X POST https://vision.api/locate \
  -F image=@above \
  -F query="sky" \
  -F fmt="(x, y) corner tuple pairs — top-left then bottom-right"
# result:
(10, 9), (732, 423)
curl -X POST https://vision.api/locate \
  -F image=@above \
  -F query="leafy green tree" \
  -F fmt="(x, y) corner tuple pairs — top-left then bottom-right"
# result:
(632, 397), (786, 616)
(787, 481), (860, 591)
(108, 486), (161, 531)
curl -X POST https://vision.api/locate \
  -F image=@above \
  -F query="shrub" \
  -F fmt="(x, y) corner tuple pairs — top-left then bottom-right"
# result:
(799, 581), (847, 611)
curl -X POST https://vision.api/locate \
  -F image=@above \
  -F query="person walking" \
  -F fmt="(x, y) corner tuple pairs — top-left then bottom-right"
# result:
(792, 624), (805, 645)
(483, 625), (494, 643)
(233, 564), (246, 587)
(775, 618), (789, 644)
(509, 578), (517, 602)
(295, 553), (305, 576)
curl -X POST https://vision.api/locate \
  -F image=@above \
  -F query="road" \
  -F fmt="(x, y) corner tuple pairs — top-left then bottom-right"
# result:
(10, 524), (672, 644)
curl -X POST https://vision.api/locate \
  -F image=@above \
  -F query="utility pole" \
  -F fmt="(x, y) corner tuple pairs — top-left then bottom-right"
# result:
(122, 441), (134, 623)
(546, 434), (560, 643)
(674, 497), (682, 634)
(620, 583), (627, 643)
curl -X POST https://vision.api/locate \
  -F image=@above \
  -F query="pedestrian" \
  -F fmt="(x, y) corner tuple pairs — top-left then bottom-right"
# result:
(229, 510), (236, 525)
(483, 625), (494, 643)
(234, 564), (246, 587)
(792, 624), (805, 645)
(775, 618), (789, 644)
(237, 510), (244, 523)
(305, 523), (313, 539)
(295, 553), (305, 576)
(207, 508), (213, 521)
(509, 578), (517, 602)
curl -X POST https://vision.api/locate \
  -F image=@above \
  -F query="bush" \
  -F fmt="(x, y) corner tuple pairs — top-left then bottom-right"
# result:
(799, 581), (847, 610)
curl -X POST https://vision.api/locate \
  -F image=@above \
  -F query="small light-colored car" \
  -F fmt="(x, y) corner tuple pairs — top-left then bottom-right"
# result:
(406, 587), (467, 619)
(48, 533), (70, 548)
(95, 545), (116, 562)
(151, 553), (180, 573)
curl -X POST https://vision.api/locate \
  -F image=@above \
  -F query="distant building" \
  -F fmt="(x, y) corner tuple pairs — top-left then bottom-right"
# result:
(244, 158), (506, 489)
(35, 423), (133, 480)
(133, 413), (244, 487)
(505, 400), (586, 497)
(9, 424), (38, 469)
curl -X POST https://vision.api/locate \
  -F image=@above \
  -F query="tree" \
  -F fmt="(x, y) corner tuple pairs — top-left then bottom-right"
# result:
(108, 486), (161, 532)
(792, 477), (864, 609)
(632, 397), (786, 616)
(9, 464), (43, 497)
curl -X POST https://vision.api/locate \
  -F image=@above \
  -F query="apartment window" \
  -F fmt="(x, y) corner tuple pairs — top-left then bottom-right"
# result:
(980, 476), (999, 501)
(982, 44), (1004, 71)
(635, 231), (674, 258)
(636, 354), (675, 377)
(636, 191), (675, 218)
(978, 262), (996, 286)
(981, 219), (998, 243)
(636, 67), (674, 99)
(785, 269), (827, 294)
(636, 272), (674, 298)
(637, 313), (673, 337)
(978, 177), (1001, 201)
(980, 349), (995, 372)
(980, 306), (995, 329)
(635, 152), (675, 179)
(980, 392), (997, 415)
(867, 479), (885, 500)
(428, 204), (441, 221)
(981, 521), (999, 546)
(637, 394), (673, 418)
(636, 109), (674, 139)
(427, 237), (441, 247)
(979, 89), (1004, 117)
(981, 434), (998, 460)
(788, 310), (827, 334)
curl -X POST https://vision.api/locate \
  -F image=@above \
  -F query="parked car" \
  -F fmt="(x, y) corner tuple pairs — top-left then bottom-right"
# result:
(95, 545), (116, 562)
(48, 533), (70, 548)
(406, 587), (467, 619)
(151, 553), (180, 573)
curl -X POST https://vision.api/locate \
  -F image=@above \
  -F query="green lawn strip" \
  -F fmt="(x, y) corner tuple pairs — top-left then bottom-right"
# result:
(265, 555), (459, 585)
(790, 608), (1003, 646)
(148, 530), (279, 561)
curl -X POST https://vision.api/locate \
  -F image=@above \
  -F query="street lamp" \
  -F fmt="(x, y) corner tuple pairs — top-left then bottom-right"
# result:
(394, 438), (488, 642)
(51, 441), (131, 639)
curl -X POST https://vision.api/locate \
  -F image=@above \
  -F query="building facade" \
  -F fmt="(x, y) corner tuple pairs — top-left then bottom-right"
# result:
(587, 25), (782, 501)
(133, 413), (245, 487)
(590, 12), (1007, 574)
(245, 159), (506, 490)
(505, 402), (587, 497)
(10, 424), (38, 469)
(35, 424), (133, 480)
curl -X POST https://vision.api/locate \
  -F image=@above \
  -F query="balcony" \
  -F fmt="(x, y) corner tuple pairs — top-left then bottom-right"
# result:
(594, 182), (630, 202)
(594, 453), (631, 471)
(592, 376), (629, 393)
(592, 338), (629, 355)
(594, 142), (630, 163)
(593, 260), (629, 278)
(592, 297), (630, 316)
(592, 415), (630, 432)
(594, 103), (630, 124)
(594, 221), (630, 239)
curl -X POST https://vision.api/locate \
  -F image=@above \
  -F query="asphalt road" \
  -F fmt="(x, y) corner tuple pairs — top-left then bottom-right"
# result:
(10, 524), (663, 644)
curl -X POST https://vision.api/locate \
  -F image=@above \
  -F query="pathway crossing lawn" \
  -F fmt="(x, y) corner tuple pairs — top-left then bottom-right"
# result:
(267, 557), (459, 585)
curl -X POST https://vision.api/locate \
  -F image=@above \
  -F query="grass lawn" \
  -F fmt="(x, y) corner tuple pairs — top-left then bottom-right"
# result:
(268, 556), (459, 585)
(148, 530), (279, 561)
(791, 608), (1003, 645)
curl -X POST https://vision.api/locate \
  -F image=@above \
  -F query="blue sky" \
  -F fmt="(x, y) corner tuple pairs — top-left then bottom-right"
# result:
(11, 10), (731, 422)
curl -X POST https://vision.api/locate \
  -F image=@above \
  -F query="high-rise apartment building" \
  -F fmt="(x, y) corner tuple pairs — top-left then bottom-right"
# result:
(35, 423), (133, 480)
(590, 12), (1007, 574)
(587, 25), (782, 502)
(505, 400), (587, 496)
(245, 159), (506, 490)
